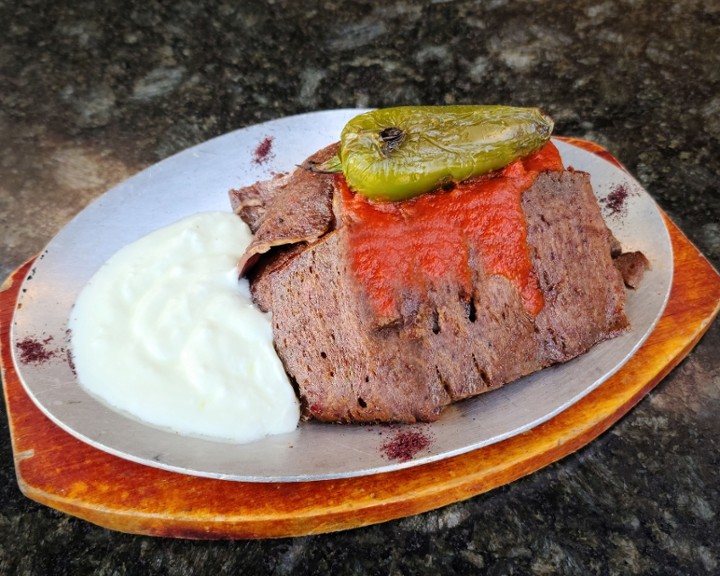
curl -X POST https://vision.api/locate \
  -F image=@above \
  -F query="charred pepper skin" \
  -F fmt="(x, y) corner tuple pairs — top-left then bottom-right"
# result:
(323, 105), (554, 202)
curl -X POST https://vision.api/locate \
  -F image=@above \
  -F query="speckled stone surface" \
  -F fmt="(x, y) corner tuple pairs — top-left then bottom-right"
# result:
(1, 0), (718, 574)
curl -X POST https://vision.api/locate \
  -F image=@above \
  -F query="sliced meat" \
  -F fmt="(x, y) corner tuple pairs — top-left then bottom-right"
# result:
(246, 244), (306, 313)
(230, 143), (339, 275)
(524, 171), (629, 363)
(613, 250), (651, 289)
(251, 169), (631, 423)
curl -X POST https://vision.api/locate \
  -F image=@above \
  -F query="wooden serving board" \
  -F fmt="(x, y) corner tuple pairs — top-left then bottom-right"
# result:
(2, 134), (720, 539)
(2, 215), (718, 539)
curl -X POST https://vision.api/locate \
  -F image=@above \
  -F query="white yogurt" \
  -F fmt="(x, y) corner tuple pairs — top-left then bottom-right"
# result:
(69, 211), (300, 443)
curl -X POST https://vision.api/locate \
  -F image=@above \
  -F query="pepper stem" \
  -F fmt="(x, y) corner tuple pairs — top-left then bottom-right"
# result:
(301, 154), (343, 174)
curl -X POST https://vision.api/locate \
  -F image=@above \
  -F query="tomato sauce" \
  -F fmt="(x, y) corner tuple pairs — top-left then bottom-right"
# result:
(337, 142), (565, 320)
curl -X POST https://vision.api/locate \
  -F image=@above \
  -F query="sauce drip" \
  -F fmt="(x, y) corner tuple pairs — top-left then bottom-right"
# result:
(338, 142), (564, 320)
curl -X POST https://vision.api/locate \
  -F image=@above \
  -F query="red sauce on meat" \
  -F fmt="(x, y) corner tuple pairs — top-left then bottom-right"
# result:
(338, 142), (564, 319)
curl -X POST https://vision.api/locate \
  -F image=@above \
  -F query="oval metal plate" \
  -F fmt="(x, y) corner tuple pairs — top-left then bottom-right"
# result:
(10, 110), (673, 482)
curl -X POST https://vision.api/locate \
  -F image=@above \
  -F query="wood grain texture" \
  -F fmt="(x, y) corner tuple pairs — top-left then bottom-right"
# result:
(2, 162), (719, 539)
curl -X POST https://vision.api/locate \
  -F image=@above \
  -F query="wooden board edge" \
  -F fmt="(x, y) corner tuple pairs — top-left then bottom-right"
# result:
(0, 259), (33, 480)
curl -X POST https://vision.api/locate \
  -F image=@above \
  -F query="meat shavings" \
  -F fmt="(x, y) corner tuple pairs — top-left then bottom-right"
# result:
(231, 140), (646, 424)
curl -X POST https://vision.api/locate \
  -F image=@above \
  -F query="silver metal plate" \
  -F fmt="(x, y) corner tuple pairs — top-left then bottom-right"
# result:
(10, 109), (673, 482)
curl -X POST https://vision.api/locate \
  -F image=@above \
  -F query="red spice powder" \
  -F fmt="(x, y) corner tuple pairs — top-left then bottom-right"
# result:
(66, 349), (77, 375)
(17, 336), (56, 365)
(601, 183), (630, 216)
(253, 136), (275, 164)
(64, 329), (77, 374)
(380, 430), (432, 462)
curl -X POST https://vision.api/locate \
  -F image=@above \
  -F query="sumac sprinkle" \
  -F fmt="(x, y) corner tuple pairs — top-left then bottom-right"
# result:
(380, 430), (432, 462)
(65, 329), (77, 374)
(17, 337), (56, 365)
(601, 183), (630, 216)
(66, 349), (77, 375)
(253, 136), (274, 165)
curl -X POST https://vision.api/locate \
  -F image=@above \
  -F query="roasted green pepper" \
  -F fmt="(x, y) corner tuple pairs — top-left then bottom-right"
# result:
(313, 105), (554, 201)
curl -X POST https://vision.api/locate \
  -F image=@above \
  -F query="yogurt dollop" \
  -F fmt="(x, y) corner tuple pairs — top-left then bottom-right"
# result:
(69, 211), (300, 443)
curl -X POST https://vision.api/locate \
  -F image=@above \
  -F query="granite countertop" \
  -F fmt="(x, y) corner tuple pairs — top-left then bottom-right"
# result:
(1, 1), (719, 574)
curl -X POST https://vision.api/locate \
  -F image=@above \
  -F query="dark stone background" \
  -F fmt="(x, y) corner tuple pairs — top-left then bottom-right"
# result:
(1, 1), (718, 574)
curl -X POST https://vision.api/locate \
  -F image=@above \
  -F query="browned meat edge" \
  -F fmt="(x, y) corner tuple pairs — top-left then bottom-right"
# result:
(231, 162), (635, 423)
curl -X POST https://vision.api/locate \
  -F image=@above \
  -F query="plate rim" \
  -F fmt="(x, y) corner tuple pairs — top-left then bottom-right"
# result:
(9, 109), (674, 482)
